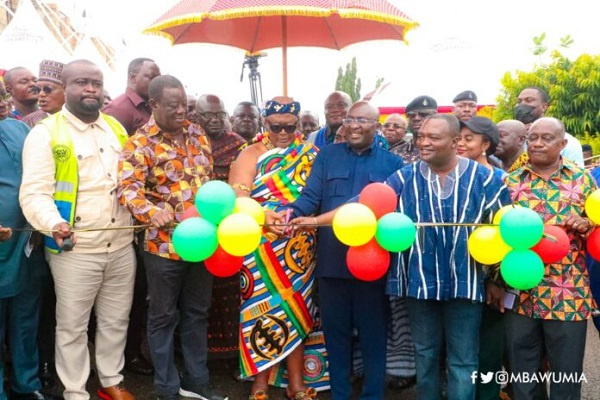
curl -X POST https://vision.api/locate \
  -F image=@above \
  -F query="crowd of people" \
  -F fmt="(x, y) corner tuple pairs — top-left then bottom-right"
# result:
(0, 56), (597, 400)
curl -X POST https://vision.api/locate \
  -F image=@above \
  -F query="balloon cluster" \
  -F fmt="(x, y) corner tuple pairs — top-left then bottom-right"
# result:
(332, 183), (416, 281)
(469, 205), (570, 290)
(172, 181), (265, 277)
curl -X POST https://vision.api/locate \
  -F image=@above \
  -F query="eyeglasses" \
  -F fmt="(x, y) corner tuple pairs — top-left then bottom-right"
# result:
(383, 123), (406, 129)
(199, 111), (227, 120)
(0, 93), (11, 102)
(406, 111), (436, 118)
(269, 124), (297, 134)
(526, 134), (557, 145)
(342, 117), (378, 125)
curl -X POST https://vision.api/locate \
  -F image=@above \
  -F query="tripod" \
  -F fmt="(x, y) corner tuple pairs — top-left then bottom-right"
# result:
(240, 52), (266, 107)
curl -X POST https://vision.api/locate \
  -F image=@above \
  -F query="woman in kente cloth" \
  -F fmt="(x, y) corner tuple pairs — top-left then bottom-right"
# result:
(229, 97), (319, 400)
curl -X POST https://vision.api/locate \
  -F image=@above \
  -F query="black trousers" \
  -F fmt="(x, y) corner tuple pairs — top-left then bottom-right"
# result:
(505, 312), (587, 400)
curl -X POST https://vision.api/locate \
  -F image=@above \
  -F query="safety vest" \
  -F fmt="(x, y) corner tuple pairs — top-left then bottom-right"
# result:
(41, 111), (128, 253)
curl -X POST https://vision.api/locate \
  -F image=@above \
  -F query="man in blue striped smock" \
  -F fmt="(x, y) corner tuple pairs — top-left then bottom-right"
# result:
(384, 114), (511, 400)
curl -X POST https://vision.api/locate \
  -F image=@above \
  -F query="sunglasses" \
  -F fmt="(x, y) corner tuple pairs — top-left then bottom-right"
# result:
(383, 123), (406, 129)
(0, 93), (11, 102)
(40, 85), (56, 95)
(269, 124), (297, 134)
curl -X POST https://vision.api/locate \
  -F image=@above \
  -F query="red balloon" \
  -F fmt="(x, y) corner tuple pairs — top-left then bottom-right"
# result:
(531, 225), (570, 263)
(358, 183), (397, 219)
(181, 206), (200, 221)
(205, 245), (244, 277)
(587, 228), (600, 261)
(346, 239), (390, 281)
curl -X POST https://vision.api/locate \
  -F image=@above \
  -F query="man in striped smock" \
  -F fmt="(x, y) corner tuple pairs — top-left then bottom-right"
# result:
(385, 114), (510, 400)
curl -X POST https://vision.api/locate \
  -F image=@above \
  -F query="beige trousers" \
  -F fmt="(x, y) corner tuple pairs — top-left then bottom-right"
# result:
(48, 244), (136, 400)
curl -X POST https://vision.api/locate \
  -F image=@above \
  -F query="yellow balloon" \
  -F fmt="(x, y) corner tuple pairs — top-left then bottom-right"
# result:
(333, 203), (377, 246)
(468, 226), (512, 265)
(585, 189), (600, 225)
(218, 214), (262, 256)
(493, 204), (522, 225)
(234, 197), (265, 225)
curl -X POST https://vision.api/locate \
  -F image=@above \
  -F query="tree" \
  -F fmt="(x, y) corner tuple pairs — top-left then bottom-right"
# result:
(495, 37), (600, 138)
(335, 57), (361, 102)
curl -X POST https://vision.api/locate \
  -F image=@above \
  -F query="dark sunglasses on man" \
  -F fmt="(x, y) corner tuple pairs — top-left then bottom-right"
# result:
(269, 124), (297, 134)
(39, 85), (57, 95)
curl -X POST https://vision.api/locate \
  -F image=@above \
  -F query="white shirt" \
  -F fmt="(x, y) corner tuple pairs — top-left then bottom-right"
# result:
(19, 106), (132, 254)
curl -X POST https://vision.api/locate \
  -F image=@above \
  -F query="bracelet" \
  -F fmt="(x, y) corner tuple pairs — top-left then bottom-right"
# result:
(312, 217), (318, 227)
(232, 183), (251, 193)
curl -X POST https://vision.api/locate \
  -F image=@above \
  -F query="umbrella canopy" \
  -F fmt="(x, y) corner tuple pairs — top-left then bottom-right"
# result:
(144, 0), (418, 95)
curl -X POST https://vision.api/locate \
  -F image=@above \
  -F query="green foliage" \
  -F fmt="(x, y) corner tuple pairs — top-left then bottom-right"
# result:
(560, 35), (574, 49)
(375, 76), (385, 89)
(495, 47), (600, 138)
(532, 32), (547, 56)
(335, 57), (361, 102)
(579, 132), (600, 156)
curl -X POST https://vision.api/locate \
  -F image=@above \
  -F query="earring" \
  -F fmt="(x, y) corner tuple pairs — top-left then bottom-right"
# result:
(482, 151), (487, 156)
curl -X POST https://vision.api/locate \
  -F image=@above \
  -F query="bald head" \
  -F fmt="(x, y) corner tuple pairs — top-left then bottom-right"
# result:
(62, 60), (100, 85)
(344, 101), (380, 153)
(196, 94), (224, 112)
(62, 60), (104, 123)
(527, 117), (567, 169)
(348, 101), (379, 119)
(382, 113), (407, 146)
(299, 110), (320, 137)
(496, 119), (527, 163)
(324, 91), (352, 129)
(530, 117), (565, 137)
(196, 94), (226, 137)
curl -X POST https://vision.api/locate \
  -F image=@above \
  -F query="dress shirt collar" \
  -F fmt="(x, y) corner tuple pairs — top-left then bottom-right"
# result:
(125, 87), (147, 108)
(62, 105), (111, 133)
(143, 116), (206, 140)
(520, 156), (578, 179)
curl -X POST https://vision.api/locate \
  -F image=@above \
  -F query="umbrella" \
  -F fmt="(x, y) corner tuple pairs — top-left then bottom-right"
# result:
(144, 0), (418, 96)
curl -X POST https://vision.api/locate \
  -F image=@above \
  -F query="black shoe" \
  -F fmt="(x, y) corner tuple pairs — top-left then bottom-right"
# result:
(179, 384), (228, 400)
(9, 390), (61, 400)
(39, 363), (57, 391)
(124, 355), (154, 376)
(387, 375), (416, 390)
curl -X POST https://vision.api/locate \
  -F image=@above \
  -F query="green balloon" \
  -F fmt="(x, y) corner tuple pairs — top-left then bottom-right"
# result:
(194, 181), (236, 225)
(172, 217), (218, 262)
(500, 249), (545, 290)
(499, 207), (544, 249)
(375, 212), (416, 252)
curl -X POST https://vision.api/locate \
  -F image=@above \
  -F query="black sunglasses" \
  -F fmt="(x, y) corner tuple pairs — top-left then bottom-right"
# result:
(270, 124), (297, 134)
(40, 85), (56, 94)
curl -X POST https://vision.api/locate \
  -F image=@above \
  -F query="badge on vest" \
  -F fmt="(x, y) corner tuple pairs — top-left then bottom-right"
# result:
(52, 144), (71, 162)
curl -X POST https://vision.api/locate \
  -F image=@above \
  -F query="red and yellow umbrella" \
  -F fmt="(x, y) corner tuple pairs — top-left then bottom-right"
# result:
(144, 0), (418, 95)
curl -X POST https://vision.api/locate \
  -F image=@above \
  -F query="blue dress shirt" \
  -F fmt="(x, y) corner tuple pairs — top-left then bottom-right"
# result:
(289, 141), (404, 279)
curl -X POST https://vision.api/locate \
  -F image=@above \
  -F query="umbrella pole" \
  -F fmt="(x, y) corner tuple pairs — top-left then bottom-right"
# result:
(282, 16), (288, 96)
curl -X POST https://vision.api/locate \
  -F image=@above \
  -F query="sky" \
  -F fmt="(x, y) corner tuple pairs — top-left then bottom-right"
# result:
(5, 0), (600, 119)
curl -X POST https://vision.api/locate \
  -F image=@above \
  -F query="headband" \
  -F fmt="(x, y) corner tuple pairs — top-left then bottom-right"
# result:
(263, 100), (301, 117)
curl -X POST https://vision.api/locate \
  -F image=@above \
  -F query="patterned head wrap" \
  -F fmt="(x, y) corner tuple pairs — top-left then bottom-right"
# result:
(38, 60), (65, 85)
(263, 99), (301, 117)
(0, 69), (5, 85)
